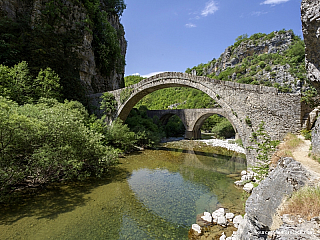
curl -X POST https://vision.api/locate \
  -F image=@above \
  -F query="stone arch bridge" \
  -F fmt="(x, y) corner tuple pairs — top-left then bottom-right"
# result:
(146, 108), (239, 140)
(89, 72), (307, 165)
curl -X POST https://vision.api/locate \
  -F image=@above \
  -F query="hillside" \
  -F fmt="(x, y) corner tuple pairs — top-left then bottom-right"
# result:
(187, 30), (310, 94)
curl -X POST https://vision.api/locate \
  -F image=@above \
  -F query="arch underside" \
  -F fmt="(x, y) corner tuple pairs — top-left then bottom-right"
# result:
(117, 79), (248, 148)
(192, 112), (238, 138)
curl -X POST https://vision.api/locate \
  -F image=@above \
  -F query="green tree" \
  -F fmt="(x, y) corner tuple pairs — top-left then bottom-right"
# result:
(0, 97), (119, 200)
(33, 67), (62, 100)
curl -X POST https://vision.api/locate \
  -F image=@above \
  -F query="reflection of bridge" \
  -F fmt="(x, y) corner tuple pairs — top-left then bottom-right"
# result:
(89, 72), (308, 165)
(146, 108), (238, 139)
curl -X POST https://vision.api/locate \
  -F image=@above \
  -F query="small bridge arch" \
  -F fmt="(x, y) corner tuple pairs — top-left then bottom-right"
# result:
(89, 72), (303, 165)
(146, 108), (239, 140)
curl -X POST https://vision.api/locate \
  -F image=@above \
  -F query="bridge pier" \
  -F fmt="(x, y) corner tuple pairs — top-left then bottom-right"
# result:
(185, 129), (201, 140)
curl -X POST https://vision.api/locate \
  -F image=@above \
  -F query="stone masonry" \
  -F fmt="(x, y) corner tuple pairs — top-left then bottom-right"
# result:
(146, 108), (239, 140)
(88, 72), (303, 166)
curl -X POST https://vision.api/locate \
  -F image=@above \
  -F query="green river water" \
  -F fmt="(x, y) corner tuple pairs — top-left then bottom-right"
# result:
(0, 140), (246, 240)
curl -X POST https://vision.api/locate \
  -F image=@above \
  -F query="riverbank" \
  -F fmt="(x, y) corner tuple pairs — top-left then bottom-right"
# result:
(189, 134), (320, 239)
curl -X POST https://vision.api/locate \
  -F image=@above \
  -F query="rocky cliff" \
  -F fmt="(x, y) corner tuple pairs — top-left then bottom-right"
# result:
(233, 158), (318, 240)
(0, 0), (126, 101)
(301, 0), (320, 94)
(301, 0), (320, 156)
(187, 30), (309, 94)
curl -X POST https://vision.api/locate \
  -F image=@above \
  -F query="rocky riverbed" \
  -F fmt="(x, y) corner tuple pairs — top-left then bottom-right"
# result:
(196, 139), (246, 154)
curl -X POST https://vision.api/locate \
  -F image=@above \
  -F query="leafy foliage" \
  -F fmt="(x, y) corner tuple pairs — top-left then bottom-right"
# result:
(249, 122), (279, 180)
(186, 30), (308, 94)
(0, 97), (119, 200)
(211, 118), (235, 139)
(100, 92), (117, 117)
(0, 0), (126, 103)
(0, 61), (62, 104)
(125, 107), (165, 147)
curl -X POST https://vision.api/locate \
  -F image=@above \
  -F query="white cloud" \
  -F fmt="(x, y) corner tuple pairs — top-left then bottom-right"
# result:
(141, 71), (165, 78)
(201, 0), (218, 17)
(261, 0), (289, 5)
(185, 23), (197, 28)
(251, 11), (268, 16)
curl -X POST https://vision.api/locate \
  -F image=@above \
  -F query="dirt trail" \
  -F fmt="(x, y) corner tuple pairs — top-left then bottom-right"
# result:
(292, 135), (320, 185)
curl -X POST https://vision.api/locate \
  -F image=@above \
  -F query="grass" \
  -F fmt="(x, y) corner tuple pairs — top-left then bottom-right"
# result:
(280, 186), (320, 220)
(271, 133), (303, 165)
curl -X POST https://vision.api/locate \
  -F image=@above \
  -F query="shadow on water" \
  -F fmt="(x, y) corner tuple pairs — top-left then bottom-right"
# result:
(159, 146), (237, 160)
(0, 166), (130, 225)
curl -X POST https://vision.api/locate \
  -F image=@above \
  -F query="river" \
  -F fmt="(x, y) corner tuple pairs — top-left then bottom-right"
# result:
(0, 140), (246, 240)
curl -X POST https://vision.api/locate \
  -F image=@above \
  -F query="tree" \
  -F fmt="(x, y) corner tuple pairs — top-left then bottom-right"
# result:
(33, 67), (62, 100)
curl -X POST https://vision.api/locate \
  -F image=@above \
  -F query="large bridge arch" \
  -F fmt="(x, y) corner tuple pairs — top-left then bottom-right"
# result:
(114, 74), (247, 145)
(89, 72), (303, 165)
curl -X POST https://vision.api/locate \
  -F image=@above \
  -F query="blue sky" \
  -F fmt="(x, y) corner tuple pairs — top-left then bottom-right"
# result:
(121, 0), (303, 77)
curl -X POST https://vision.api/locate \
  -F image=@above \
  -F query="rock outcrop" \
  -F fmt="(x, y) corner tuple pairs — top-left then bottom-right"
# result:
(189, 30), (309, 94)
(0, 0), (126, 95)
(312, 118), (320, 156)
(301, 0), (320, 94)
(209, 31), (294, 75)
(301, 0), (320, 156)
(235, 158), (311, 239)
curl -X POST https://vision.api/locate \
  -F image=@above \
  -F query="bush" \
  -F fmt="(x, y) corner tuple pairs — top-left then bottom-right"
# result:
(301, 129), (312, 140)
(0, 97), (119, 200)
(259, 61), (266, 69)
(211, 118), (235, 139)
(0, 62), (62, 104)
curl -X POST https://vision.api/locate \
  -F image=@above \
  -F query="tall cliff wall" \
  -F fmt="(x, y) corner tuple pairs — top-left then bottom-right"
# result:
(0, 0), (126, 101)
(301, 0), (320, 156)
(301, 0), (320, 94)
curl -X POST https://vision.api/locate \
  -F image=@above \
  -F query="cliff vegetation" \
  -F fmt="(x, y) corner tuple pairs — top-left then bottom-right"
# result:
(0, 0), (127, 103)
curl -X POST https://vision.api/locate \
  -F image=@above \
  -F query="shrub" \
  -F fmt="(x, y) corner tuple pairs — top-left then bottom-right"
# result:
(301, 129), (312, 140)
(265, 65), (271, 72)
(0, 97), (119, 200)
(259, 61), (266, 69)
(211, 118), (235, 139)
(280, 186), (320, 221)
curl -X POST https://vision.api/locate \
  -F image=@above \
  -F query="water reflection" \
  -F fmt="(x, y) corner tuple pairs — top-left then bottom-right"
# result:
(0, 141), (246, 240)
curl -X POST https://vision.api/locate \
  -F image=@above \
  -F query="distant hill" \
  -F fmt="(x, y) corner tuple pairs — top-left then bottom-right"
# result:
(186, 30), (309, 94)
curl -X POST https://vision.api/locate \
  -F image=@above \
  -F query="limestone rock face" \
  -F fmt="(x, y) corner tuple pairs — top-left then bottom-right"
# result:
(301, 0), (320, 93)
(235, 158), (311, 239)
(312, 117), (320, 155)
(0, 0), (126, 94)
(201, 30), (305, 94)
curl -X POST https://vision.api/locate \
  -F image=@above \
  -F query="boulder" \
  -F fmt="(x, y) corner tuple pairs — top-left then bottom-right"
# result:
(233, 215), (244, 228)
(235, 158), (311, 239)
(192, 224), (201, 234)
(243, 182), (254, 193)
(226, 212), (235, 220)
(217, 216), (227, 227)
(201, 212), (213, 223)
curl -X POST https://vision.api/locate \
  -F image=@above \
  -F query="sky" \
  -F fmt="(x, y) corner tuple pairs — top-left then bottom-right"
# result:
(121, 0), (303, 77)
